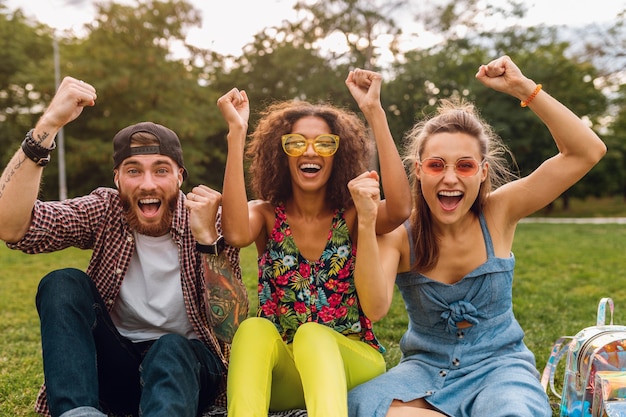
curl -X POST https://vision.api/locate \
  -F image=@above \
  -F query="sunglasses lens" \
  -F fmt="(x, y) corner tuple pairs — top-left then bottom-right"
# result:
(422, 159), (445, 175)
(313, 135), (339, 156)
(282, 135), (306, 156)
(455, 159), (479, 176)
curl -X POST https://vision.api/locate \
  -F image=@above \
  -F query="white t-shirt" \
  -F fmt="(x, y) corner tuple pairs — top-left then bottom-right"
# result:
(110, 232), (197, 342)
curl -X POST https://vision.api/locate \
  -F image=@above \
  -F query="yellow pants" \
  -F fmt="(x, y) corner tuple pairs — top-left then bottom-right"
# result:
(226, 317), (386, 417)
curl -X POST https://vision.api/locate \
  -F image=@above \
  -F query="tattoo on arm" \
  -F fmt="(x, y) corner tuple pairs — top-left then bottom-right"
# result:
(202, 252), (249, 343)
(0, 154), (27, 200)
(35, 131), (50, 145)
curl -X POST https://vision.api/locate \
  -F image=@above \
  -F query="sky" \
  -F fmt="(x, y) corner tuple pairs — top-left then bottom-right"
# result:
(5, 0), (626, 57)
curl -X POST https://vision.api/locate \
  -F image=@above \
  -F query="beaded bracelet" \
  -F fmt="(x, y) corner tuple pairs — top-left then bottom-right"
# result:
(25, 129), (56, 152)
(520, 84), (542, 107)
(21, 129), (56, 167)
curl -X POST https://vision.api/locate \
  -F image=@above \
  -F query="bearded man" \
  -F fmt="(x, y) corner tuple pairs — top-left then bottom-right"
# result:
(0, 77), (247, 417)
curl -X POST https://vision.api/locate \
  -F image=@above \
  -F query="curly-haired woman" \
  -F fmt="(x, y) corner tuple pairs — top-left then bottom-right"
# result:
(216, 68), (411, 417)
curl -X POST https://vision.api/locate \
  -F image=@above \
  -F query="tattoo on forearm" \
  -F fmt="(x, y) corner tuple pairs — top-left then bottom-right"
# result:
(0, 154), (27, 200)
(35, 131), (49, 145)
(202, 253), (249, 343)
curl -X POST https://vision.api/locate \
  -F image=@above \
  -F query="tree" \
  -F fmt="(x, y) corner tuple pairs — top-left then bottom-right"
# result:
(601, 83), (626, 199)
(291, 0), (407, 71)
(479, 39), (608, 206)
(2, 0), (621, 201)
(384, 20), (608, 209)
(577, 8), (626, 78)
(1, 0), (233, 198)
(384, 42), (490, 149)
(209, 28), (351, 123)
(0, 4), (58, 169)
(38, 0), (229, 197)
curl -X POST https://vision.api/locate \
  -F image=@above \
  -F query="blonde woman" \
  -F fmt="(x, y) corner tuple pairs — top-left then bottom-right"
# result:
(347, 55), (606, 417)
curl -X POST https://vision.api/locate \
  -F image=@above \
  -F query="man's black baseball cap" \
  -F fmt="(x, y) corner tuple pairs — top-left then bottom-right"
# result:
(112, 121), (187, 180)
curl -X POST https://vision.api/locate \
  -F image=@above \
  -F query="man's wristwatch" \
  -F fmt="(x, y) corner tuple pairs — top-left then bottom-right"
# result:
(196, 235), (225, 255)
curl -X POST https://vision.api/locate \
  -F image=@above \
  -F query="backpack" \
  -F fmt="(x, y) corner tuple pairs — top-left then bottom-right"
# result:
(541, 298), (626, 417)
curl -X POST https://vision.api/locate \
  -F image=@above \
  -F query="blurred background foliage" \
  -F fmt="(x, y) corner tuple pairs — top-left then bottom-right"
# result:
(1, 0), (625, 204)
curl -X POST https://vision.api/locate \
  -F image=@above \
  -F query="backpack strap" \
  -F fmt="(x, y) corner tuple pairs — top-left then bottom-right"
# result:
(540, 336), (572, 399)
(597, 297), (614, 326)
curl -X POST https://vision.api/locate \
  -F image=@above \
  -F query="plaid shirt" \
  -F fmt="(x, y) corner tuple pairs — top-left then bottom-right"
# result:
(7, 187), (241, 415)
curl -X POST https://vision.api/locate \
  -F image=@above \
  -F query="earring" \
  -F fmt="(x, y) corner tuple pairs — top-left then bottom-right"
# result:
(115, 180), (119, 188)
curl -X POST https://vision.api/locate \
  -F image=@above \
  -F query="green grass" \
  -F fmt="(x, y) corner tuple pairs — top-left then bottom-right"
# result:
(0, 248), (94, 417)
(2, 217), (626, 416)
(532, 195), (626, 218)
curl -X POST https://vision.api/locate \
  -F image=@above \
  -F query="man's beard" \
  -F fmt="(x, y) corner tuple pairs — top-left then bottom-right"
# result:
(120, 189), (178, 237)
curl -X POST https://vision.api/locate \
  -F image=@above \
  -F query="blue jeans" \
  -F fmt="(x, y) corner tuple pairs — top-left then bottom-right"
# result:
(35, 268), (224, 417)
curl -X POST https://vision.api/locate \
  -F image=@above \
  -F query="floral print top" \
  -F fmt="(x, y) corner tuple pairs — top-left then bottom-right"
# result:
(257, 204), (384, 353)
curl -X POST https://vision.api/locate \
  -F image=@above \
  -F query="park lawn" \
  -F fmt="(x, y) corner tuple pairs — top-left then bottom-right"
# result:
(1, 222), (626, 416)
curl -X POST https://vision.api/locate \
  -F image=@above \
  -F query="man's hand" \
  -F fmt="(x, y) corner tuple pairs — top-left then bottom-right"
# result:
(0, 77), (97, 243)
(185, 185), (222, 244)
(37, 77), (97, 135)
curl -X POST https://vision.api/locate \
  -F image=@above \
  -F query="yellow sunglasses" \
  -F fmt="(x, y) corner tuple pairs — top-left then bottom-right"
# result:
(281, 134), (340, 157)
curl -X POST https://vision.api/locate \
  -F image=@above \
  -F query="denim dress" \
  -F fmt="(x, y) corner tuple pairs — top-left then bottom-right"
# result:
(348, 214), (551, 417)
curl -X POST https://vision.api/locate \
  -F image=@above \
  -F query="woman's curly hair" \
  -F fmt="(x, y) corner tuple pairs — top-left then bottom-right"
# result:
(246, 100), (374, 209)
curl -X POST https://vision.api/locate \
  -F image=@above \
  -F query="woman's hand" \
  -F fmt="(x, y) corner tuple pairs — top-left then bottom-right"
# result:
(345, 68), (384, 114)
(216, 88), (250, 133)
(349, 170), (381, 225)
(475, 55), (536, 101)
